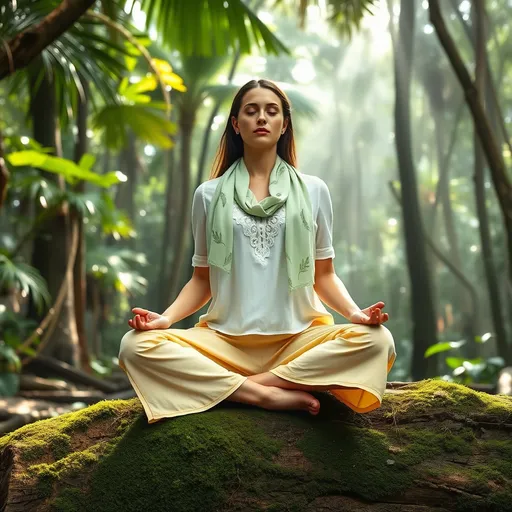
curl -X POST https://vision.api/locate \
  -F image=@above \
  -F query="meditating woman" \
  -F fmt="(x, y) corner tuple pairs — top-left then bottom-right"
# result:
(118, 79), (396, 424)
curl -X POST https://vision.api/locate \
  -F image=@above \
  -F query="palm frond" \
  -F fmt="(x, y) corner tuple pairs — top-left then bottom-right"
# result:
(1, 0), (141, 127)
(0, 255), (51, 313)
(325, 0), (377, 38)
(86, 246), (148, 296)
(92, 103), (177, 150)
(140, 0), (289, 56)
(94, 192), (135, 239)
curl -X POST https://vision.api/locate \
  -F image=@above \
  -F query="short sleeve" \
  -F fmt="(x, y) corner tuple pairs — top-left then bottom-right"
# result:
(191, 185), (209, 267)
(315, 180), (336, 260)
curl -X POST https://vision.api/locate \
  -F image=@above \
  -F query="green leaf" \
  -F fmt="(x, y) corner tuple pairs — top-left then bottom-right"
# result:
(300, 209), (311, 232)
(140, 0), (289, 57)
(6, 151), (121, 188)
(424, 340), (466, 358)
(212, 230), (225, 246)
(298, 256), (310, 279)
(0, 255), (50, 314)
(445, 357), (468, 370)
(92, 104), (176, 150)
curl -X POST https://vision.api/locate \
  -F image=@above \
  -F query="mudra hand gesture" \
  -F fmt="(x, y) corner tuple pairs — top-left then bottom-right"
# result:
(349, 301), (389, 325)
(128, 307), (172, 331)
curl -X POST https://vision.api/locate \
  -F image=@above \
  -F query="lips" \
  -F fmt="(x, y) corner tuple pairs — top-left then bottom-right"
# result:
(254, 129), (270, 134)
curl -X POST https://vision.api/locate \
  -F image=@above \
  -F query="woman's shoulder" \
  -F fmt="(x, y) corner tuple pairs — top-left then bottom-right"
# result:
(195, 177), (222, 201)
(299, 173), (330, 195)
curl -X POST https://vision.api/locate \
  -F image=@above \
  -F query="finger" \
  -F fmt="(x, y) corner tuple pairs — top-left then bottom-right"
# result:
(128, 318), (134, 328)
(135, 315), (144, 330)
(132, 307), (150, 315)
(382, 313), (389, 322)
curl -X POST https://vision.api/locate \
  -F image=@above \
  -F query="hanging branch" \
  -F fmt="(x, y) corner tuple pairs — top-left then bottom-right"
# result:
(0, 0), (97, 81)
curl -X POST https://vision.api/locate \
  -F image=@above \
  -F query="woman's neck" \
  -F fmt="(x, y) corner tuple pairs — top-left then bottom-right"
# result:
(242, 147), (278, 181)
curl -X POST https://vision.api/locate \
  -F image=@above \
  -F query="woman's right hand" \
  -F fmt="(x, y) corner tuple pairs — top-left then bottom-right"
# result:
(128, 307), (172, 331)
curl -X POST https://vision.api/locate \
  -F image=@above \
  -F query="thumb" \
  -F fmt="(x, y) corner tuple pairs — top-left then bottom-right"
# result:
(132, 307), (150, 315)
(351, 311), (369, 324)
(146, 317), (166, 329)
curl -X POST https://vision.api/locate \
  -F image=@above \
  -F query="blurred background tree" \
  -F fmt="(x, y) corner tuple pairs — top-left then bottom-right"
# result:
(0, 0), (511, 396)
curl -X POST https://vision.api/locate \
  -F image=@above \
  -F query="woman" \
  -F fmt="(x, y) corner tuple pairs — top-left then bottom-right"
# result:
(119, 79), (396, 424)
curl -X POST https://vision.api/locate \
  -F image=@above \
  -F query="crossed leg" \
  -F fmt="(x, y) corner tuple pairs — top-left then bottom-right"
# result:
(228, 373), (350, 416)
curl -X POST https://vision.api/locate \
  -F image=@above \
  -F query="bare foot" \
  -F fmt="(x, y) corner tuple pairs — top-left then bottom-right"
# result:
(261, 386), (320, 416)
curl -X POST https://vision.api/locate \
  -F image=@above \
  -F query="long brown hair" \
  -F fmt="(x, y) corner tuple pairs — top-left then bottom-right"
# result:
(209, 79), (297, 179)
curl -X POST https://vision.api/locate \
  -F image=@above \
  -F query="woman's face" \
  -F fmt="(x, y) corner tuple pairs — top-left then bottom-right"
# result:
(231, 87), (289, 150)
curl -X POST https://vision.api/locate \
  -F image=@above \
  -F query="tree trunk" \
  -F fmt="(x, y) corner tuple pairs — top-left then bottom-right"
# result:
(0, 0), (96, 81)
(72, 76), (92, 373)
(422, 73), (477, 351)
(0, 380), (510, 511)
(472, 0), (509, 364)
(156, 148), (176, 313)
(115, 131), (137, 248)
(0, 129), (9, 210)
(392, 0), (438, 380)
(27, 58), (79, 366)
(429, 0), (512, 292)
(167, 107), (195, 307)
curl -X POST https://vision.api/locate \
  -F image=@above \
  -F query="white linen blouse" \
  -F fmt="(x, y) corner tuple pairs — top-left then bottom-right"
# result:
(191, 173), (336, 335)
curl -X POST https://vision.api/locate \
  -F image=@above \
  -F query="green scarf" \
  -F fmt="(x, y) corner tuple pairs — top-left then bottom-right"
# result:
(206, 155), (315, 291)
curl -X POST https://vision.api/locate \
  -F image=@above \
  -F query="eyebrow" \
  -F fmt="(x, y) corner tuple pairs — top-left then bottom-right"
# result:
(243, 102), (280, 108)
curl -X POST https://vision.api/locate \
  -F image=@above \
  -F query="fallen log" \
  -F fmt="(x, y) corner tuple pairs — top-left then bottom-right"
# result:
(0, 379), (510, 511)
(19, 375), (73, 392)
(0, 397), (81, 436)
(22, 355), (121, 394)
(18, 390), (106, 405)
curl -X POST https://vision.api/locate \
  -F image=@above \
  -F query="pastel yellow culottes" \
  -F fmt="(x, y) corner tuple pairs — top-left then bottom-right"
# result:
(118, 323), (396, 424)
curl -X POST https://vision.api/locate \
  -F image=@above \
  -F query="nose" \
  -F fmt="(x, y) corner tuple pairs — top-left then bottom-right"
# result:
(257, 110), (267, 124)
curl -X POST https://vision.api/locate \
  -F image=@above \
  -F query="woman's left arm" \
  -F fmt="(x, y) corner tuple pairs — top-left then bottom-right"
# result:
(313, 259), (389, 325)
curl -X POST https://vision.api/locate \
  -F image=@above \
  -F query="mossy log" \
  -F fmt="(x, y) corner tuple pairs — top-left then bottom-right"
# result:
(0, 380), (510, 512)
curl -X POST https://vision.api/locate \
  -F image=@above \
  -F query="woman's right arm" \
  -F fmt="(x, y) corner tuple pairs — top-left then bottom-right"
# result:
(161, 266), (211, 326)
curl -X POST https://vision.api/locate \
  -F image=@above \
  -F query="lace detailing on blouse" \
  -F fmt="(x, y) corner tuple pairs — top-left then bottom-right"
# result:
(233, 202), (286, 265)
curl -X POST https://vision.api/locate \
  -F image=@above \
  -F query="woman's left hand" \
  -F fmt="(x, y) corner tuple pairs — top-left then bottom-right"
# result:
(349, 301), (389, 325)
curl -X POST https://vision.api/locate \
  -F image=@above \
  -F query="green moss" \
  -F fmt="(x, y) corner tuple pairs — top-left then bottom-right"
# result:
(51, 489), (88, 512)
(388, 426), (475, 466)
(296, 420), (412, 500)
(482, 441), (512, 479)
(50, 409), (284, 512)
(19, 440), (46, 462)
(382, 379), (512, 422)
(25, 449), (99, 482)
(0, 399), (139, 465)
(2, 382), (510, 512)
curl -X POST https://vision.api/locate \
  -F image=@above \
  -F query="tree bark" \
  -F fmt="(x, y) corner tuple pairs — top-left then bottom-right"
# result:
(27, 58), (79, 366)
(0, 380), (510, 511)
(472, 0), (509, 364)
(0, 0), (97, 81)
(0, 129), (9, 210)
(115, 131), (138, 248)
(72, 75), (92, 373)
(429, 0), (512, 290)
(167, 106), (195, 307)
(391, 0), (438, 380)
(156, 148), (176, 313)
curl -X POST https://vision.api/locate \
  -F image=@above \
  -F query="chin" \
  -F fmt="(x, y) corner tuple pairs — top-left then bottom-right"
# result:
(243, 138), (279, 150)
